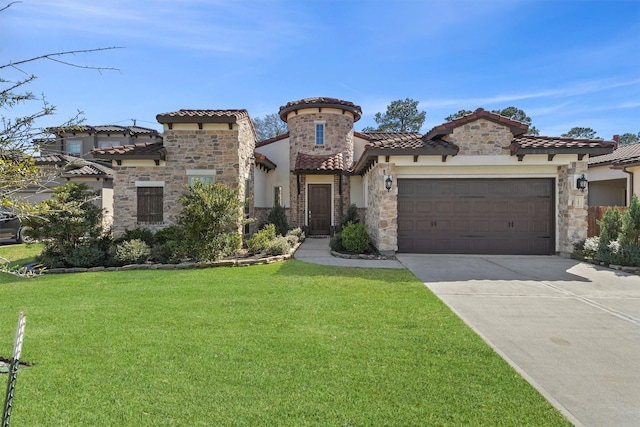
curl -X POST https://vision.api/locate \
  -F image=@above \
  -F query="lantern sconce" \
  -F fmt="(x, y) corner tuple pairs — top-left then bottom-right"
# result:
(576, 174), (588, 192)
(384, 171), (393, 192)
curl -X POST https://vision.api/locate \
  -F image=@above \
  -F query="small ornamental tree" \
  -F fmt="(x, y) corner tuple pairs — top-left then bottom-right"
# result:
(175, 181), (247, 261)
(24, 183), (104, 267)
(596, 207), (622, 262)
(620, 194), (640, 247)
(267, 205), (289, 236)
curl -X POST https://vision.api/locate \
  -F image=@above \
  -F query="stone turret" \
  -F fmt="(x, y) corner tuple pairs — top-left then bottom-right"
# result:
(278, 97), (362, 231)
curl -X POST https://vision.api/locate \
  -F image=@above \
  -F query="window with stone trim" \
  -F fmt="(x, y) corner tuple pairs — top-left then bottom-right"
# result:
(315, 122), (325, 145)
(187, 169), (216, 186)
(137, 187), (163, 223)
(188, 176), (214, 186)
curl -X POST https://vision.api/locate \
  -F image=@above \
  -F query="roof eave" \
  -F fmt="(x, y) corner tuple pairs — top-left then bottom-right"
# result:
(156, 115), (239, 125)
(351, 146), (459, 175)
(511, 147), (615, 157)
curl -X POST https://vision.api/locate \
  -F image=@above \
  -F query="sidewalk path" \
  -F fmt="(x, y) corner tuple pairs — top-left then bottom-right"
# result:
(294, 237), (404, 269)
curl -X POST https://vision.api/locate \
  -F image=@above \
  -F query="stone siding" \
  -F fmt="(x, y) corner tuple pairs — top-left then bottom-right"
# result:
(287, 109), (355, 227)
(112, 119), (255, 236)
(290, 174), (306, 228)
(449, 118), (513, 155)
(364, 163), (397, 254)
(111, 165), (177, 234)
(557, 161), (589, 255)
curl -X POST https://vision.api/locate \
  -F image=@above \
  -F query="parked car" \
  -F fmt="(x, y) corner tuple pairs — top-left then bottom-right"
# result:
(0, 211), (26, 243)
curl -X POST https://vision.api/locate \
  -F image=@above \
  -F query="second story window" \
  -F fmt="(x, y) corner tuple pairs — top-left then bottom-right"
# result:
(66, 140), (82, 156)
(315, 123), (325, 145)
(98, 141), (117, 149)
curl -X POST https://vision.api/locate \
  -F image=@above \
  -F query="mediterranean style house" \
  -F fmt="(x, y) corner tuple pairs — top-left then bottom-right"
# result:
(92, 97), (616, 256)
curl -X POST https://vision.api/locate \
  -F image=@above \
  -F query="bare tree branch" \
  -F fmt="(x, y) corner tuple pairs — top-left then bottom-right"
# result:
(0, 1), (21, 14)
(1, 47), (124, 72)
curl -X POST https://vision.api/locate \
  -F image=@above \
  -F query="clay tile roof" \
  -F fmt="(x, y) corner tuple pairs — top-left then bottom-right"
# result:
(47, 125), (160, 136)
(279, 97), (362, 122)
(350, 133), (460, 176)
(423, 108), (529, 140)
(156, 109), (250, 124)
(33, 153), (76, 165)
(588, 142), (640, 166)
(254, 152), (277, 172)
(294, 152), (345, 174)
(63, 161), (113, 178)
(359, 131), (459, 152)
(33, 154), (113, 178)
(511, 135), (616, 156)
(361, 132), (423, 149)
(91, 141), (167, 160)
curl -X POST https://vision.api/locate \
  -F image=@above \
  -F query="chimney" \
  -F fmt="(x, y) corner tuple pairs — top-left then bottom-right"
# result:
(613, 134), (619, 143)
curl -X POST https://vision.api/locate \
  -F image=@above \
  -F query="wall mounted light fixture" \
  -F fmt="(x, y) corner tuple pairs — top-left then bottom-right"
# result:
(384, 172), (393, 192)
(576, 174), (588, 192)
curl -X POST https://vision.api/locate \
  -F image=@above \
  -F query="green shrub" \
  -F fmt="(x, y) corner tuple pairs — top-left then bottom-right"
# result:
(151, 241), (190, 264)
(600, 239), (623, 265)
(37, 247), (67, 268)
(338, 204), (360, 232)
(285, 234), (298, 248)
(66, 244), (106, 268)
(597, 207), (622, 261)
(286, 227), (305, 243)
(621, 194), (640, 247)
(267, 236), (291, 255)
(581, 237), (599, 259)
(246, 224), (277, 254)
(152, 225), (185, 245)
(110, 239), (151, 265)
(341, 222), (370, 253)
(144, 226), (189, 264)
(176, 181), (247, 261)
(330, 235), (345, 252)
(120, 227), (154, 246)
(620, 245), (640, 267)
(23, 183), (104, 258)
(267, 205), (289, 236)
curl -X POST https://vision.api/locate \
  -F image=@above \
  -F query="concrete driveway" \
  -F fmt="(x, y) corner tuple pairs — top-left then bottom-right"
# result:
(395, 254), (640, 427)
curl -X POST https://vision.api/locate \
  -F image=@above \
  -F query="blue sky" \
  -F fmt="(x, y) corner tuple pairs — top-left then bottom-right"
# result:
(2, 0), (639, 139)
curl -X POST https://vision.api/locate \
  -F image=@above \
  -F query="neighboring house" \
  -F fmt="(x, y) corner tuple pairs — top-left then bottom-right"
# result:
(42, 125), (163, 159)
(21, 125), (163, 226)
(587, 141), (640, 206)
(93, 97), (616, 256)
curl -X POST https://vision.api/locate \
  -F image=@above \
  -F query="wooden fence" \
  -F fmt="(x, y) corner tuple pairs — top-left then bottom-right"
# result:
(587, 206), (628, 237)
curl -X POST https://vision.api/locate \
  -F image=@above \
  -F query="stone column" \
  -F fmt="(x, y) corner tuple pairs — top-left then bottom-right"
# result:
(557, 161), (588, 256)
(365, 163), (398, 255)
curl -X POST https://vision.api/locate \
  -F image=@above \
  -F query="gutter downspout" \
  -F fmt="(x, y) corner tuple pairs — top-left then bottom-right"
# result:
(623, 167), (634, 206)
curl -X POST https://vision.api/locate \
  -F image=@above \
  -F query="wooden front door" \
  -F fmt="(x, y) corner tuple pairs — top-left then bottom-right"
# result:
(308, 184), (331, 235)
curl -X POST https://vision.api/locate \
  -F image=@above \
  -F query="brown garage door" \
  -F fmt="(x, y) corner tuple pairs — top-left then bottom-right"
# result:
(397, 179), (554, 254)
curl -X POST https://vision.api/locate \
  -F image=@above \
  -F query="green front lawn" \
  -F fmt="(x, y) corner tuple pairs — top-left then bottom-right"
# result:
(1, 257), (569, 426)
(0, 242), (43, 268)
